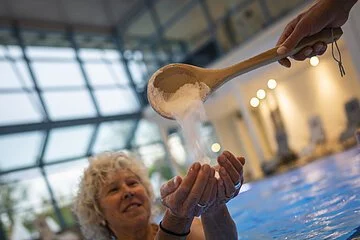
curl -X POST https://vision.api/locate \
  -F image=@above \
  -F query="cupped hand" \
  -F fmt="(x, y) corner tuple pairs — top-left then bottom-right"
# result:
(160, 162), (215, 219)
(204, 151), (245, 214)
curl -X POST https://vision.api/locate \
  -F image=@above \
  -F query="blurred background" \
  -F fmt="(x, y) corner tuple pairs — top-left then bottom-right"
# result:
(0, 0), (359, 239)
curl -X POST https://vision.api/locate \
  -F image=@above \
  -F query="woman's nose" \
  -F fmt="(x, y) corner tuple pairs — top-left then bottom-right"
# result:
(124, 191), (134, 199)
(122, 185), (135, 199)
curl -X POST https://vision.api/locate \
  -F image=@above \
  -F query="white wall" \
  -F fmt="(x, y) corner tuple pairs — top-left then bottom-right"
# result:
(204, 2), (360, 172)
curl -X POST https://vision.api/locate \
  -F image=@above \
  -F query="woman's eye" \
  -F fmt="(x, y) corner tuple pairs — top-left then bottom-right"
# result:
(109, 187), (118, 193)
(128, 181), (139, 186)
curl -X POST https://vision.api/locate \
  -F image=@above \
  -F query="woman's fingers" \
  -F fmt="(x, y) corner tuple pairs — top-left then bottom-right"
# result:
(173, 162), (201, 204)
(219, 167), (236, 198)
(224, 151), (244, 172)
(160, 176), (182, 199)
(183, 164), (211, 209)
(195, 176), (216, 216)
(218, 154), (239, 184)
(217, 178), (226, 201)
(279, 57), (291, 68)
(197, 168), (215, 206)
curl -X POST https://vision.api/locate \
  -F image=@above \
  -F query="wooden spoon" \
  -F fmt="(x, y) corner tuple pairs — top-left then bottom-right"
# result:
(148, 28), (343, 119)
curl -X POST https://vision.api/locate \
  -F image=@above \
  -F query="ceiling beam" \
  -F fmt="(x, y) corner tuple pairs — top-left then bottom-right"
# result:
(0, 112), (142, 135)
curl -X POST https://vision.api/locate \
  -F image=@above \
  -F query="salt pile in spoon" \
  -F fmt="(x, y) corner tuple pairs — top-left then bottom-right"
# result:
(149, 81), (212, 164)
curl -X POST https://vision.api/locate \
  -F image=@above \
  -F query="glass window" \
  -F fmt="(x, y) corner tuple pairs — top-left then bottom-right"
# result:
(168, 132), (187, 165)
(26, 46), (75, 59)
(0, 59), (33, 89)
(132, 120), (162, 146)
(0, 45), (5, 58)
(14, 60), (34, 88)
(4, 45), (24, 59)
(43, 125), (94, 163)
(43, 90), (97, 120)
(94, 88), (140, 115)
(0, 92), (43, 125)
(44, 158), (89, 205)
(128, 60), (147, 87)
(84, 62), (125, 86)
(0, 132), (43, 172)
(0, 61), (24, 89)
(1, 168), (50, 213)
(136, 143), (166, 168)
(109, 61), (130, 85)
(79, 48), (120, 61)
(32, 62), (85, 88)
(93, 120), (136, 153)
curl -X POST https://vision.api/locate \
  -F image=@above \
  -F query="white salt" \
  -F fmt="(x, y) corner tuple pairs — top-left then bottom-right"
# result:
(152, 82), (211, 165)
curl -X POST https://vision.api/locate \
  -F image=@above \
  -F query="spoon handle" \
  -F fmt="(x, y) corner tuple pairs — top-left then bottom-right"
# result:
(220, 27), (343, 82)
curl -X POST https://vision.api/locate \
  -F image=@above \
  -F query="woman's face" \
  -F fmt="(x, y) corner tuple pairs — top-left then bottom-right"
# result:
(98, 169), (151, 230)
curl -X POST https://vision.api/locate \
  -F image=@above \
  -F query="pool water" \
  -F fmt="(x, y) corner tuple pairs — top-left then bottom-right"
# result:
(228, 147), (360, 240)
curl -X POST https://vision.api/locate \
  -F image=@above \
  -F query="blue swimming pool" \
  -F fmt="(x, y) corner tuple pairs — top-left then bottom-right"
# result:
(228, 147), (360, 240)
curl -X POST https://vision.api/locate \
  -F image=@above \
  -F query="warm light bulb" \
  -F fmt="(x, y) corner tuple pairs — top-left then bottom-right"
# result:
(310, 56), (319, 67)
(267, 79), (277, 89)
(211, 143), (221, 153)
(256, 89), (266, 99)
(250, 97), (260, 108)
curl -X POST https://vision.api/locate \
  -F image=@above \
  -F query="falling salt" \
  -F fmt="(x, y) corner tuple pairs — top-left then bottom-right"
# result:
(152, 82), (211, 165)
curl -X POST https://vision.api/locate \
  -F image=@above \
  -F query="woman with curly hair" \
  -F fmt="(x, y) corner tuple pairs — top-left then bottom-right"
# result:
(73, 151), (245, 240)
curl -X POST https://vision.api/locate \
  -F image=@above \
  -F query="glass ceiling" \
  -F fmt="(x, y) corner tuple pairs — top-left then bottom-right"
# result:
(0, 28), (150, 175)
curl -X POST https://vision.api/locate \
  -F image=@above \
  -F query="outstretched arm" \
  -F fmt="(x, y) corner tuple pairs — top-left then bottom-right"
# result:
(201, 151), (245, 240)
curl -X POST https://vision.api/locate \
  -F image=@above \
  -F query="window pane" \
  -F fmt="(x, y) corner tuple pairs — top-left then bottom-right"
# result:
(93, 120), (137, 153)
(15, 60), (34, 88)
(1, 168), (50, 213)
(32, 62), (85, 88)
(128, 60), (147, 87)
(94, 88), (140, 115)
(110, 61), (130, 85)
(43, 90), (97, 120)
(0, 60), (33, 89)
(0, 45), (5, 58)
(132, 120), (162, 146)
(44, 125), (94, 162)
(4, 45), (23, 58)
(84, 62), (120, 86)
(0, 61), (23, 88)
(79, 48), (120, 61)
(168, 133), (187, 165)
(136, 143), (166, 168)
(0, 132), (43, 172)
(79, 48), (105, 60)
(26, 46), (75, 59)
(0, 92), (43, 125)
(45, 158), (89, 205)
(104, 49), (121, 60)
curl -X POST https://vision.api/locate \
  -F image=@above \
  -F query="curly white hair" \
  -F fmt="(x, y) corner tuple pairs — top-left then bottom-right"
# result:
(73, 152), (155, 240)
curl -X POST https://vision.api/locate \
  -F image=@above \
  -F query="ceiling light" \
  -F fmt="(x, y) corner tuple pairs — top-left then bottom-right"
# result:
(250, 97), (260, 108)
(256, 89), (266, 99)
(267, 79), (277, 89)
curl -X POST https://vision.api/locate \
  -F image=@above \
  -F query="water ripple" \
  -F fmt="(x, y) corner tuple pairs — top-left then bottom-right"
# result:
(228, 148), (360, 240)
